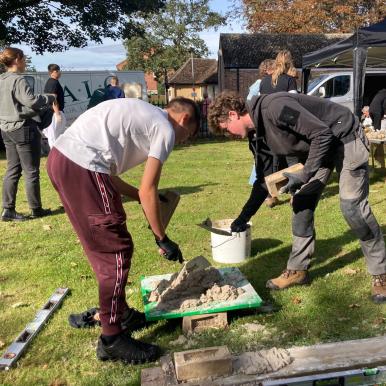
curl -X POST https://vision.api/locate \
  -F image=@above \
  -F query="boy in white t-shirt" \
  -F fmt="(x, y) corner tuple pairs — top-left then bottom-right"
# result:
(47, 97), (198, 365)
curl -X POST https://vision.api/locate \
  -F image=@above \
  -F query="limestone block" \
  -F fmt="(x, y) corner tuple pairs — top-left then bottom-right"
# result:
(182, 312), (228, 334)
(264, 163), (304, 197)
(174, 345), (232, 381)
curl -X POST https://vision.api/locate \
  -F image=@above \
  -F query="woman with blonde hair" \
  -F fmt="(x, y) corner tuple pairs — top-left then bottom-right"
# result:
(0, 47), (55, 221)
(260, 50), (298, 94)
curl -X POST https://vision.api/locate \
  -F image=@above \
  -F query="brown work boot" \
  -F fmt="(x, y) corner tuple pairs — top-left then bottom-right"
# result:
(266, 269), (309, 290)
(371, 274), (386, 303)
(265, 196), (279, 208)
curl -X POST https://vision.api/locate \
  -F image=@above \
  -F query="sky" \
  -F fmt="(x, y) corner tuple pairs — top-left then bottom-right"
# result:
(17, 0), (246, 71)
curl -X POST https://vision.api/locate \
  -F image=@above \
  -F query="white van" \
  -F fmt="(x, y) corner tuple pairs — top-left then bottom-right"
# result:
(22, 70), (148, 124)
(306, 70), (386, 111)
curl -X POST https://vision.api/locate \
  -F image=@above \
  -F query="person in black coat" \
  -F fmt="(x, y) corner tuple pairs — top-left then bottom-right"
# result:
(208, 90), (386, 303)
(369, 89), (386, 130)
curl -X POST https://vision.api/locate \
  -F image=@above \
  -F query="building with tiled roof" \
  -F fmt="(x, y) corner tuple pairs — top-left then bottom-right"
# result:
(218, 33), (349, 97)
(168, 58), (218, 101)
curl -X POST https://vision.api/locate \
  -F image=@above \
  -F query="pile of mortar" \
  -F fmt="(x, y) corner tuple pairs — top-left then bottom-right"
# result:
(148, 256), (245, 312)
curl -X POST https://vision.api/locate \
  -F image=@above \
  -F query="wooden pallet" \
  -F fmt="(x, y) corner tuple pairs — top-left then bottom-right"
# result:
(141, 335), (386, 385)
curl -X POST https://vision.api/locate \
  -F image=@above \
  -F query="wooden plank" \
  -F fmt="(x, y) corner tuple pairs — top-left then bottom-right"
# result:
(160, 354), (178, 385)
(222, 335), (386, 384)
(146, 335), (386, 385)
(264, 163), (304, 197)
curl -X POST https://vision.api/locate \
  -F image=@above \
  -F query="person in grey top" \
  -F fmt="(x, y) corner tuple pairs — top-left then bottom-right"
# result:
(0, 47), (55, 221)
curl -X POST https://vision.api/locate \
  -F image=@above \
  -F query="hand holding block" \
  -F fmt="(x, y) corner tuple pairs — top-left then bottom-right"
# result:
(264, 163), (304, 197)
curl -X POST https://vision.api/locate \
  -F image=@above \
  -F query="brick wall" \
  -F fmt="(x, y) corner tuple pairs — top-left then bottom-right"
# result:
(223, 69), (259, 98)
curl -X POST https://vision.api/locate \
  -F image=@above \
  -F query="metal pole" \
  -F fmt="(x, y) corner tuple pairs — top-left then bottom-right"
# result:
(191, 51), (195, 101)
(164, 68), (169, 104)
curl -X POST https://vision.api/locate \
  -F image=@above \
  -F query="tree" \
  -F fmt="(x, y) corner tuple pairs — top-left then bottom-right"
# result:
(0, 1), (165, 54)
(240, 0), (386, 33)
(123, 0), (226, 80)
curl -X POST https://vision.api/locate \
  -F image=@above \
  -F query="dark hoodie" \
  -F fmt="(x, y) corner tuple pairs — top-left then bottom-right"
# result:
(235, 92), (358, 224)
(248, 92), (357, 181)
(0, 72), (55, 132)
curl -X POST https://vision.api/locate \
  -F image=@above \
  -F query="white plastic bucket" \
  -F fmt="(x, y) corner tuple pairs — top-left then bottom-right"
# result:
(210, 219), (251, 264)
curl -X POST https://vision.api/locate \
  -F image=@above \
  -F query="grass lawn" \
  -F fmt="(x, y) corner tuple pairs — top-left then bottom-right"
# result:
(0, 139), (385, 386)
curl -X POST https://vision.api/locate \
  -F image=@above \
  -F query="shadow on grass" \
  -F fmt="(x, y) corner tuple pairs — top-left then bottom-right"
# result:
(122, 183), (219, 203)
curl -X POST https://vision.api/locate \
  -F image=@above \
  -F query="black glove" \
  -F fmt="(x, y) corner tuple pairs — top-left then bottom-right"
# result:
(230, 218), (248, 233)
(279, 172), (306, 195)
(156, 235), (183, 263)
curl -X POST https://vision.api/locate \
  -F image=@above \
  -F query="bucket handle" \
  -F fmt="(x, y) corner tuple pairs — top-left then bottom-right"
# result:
(211, 234), (240, 249)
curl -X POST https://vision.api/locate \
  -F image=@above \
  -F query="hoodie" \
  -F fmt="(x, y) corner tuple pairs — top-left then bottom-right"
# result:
(248, 92), (356, 181)
(0, 72), (55, 132)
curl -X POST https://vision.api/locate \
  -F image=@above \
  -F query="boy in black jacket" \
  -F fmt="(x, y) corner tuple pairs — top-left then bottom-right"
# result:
(208, 91), (386, 303)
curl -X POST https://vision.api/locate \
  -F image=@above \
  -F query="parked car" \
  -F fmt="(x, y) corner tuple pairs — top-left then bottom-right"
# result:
(306, 69), (386, 112)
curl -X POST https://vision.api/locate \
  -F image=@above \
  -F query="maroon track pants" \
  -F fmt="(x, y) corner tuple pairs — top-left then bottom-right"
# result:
(47, 148), (133, 335)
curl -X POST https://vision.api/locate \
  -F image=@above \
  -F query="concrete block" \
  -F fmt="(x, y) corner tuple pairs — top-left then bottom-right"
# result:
(141, 367), (165, 386)
(182, 312), (228, 334)
(174, 345), (232, 381)
(264, 163), (304, 197)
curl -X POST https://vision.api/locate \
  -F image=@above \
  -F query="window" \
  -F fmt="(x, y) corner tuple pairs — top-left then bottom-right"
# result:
(322, 75), (350, 98)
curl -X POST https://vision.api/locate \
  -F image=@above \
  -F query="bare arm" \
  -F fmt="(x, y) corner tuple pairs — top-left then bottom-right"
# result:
(110, 175), (140, 202)
(138, 157), (165, 241)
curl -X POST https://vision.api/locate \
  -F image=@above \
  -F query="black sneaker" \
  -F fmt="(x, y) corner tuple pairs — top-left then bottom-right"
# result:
(68, 307), (101, 328)
(68, 307), (147, 331)
(96, 333), (160, 364)
(1, 209), (28, 222)
(121, 308), (147, 331)
(30, 207), (52, 218)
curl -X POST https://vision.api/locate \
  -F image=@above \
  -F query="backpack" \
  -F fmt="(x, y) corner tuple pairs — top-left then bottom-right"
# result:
(87, 87), (108, 109)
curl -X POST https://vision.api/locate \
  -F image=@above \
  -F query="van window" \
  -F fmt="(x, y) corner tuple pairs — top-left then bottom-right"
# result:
(323, 75), (350, 97)
(307, 74), (329, 93)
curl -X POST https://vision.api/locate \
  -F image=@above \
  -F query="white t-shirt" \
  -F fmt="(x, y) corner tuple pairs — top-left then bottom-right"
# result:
(54, 99), (175, 175)
(42, 111), (67, 148)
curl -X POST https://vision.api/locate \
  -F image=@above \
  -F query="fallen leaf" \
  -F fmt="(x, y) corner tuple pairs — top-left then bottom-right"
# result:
(42, 364), (49, 370)
(343, 268), (360, 276)
(11, 302), (29, 308)
(70, 262), (78, 267)
(0, 340), (5, 349)
(292, 296), (302, 304)
(43, 224), (52, 231)
(349, 303), (361, 309)
(372, 317), (386, 326)
(0, 292), (15, 299)
(49, 380), (68, 386)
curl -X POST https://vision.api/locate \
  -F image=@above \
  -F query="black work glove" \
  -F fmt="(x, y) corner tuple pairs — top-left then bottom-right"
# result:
(156, 235), (184, 263)
(230, 218), (249, 233)
(279, 172), (307, 195)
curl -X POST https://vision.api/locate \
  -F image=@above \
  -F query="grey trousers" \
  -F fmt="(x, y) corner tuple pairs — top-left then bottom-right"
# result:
(1, 122), (42, 210)
(287, 130), (386, 275)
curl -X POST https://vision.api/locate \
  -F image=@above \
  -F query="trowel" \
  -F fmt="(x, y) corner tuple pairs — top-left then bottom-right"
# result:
(197, 218), (232, 236)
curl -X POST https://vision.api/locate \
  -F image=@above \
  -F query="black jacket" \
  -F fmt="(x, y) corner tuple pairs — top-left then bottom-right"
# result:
(250, 92), (356, 181)
(236, 93), (357, 224)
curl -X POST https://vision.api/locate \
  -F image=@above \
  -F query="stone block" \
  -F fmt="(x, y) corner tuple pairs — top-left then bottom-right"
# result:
(174, 345), (232, 381)
(182, 312), (228, 334)
(141, 367), (165, 386)
(264, 163), (304, 197)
